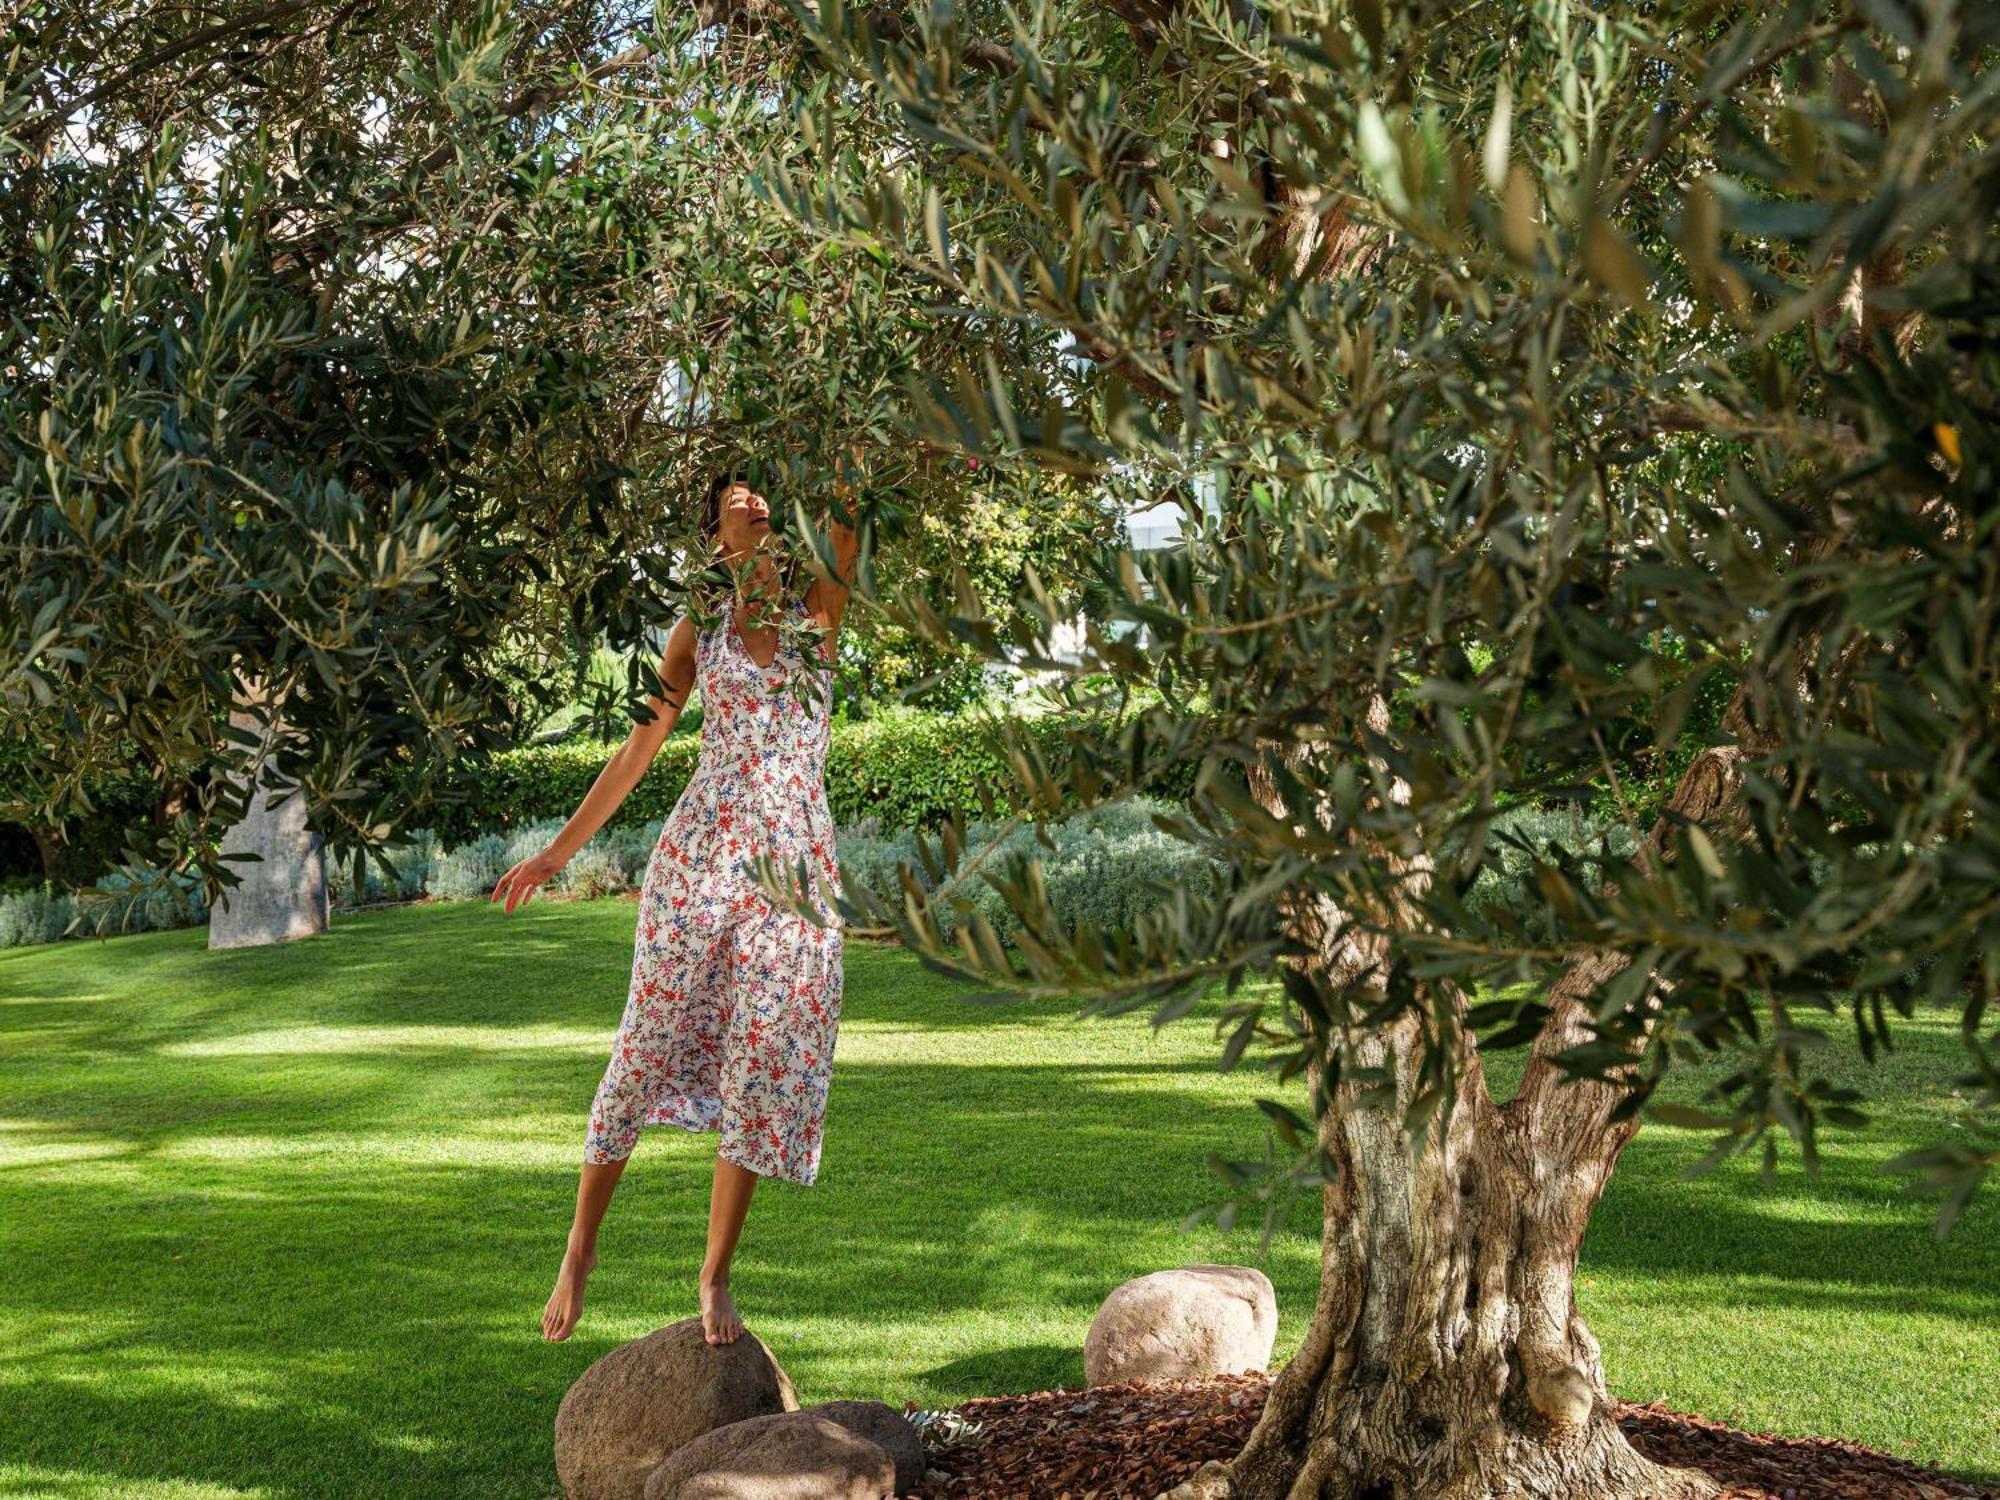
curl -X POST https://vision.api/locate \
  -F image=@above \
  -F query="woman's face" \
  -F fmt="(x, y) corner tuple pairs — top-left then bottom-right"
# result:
(715, 482), (773, 557)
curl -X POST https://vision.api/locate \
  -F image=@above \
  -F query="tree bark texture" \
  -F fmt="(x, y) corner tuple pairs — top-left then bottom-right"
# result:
(1162, 704), (1756, 1500)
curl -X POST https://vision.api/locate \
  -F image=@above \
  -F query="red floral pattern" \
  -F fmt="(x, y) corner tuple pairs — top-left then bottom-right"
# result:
(583, 598), (843, 1185)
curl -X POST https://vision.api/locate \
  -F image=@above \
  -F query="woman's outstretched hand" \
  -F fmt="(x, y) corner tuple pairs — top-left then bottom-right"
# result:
(492, 846), (566, 913)
(829, 441), (864, 526)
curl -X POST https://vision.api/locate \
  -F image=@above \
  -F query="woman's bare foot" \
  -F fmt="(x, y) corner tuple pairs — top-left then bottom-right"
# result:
(543, 1245), (598, 1342)
(699, 1274), (744, 1345)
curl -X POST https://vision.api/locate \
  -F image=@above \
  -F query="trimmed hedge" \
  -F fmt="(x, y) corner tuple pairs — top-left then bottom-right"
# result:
(423, 705), (1203, 846)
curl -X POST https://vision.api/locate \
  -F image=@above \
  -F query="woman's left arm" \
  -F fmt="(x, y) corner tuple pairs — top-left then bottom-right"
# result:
(803, 488), (860, 661)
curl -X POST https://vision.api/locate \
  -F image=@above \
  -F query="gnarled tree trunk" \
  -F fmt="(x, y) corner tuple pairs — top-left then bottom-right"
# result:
(1166, 703), (1755, 1500)
(1177, 1025), (1713, 1500)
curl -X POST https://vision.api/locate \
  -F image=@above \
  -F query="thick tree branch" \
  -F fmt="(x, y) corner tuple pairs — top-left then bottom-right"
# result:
(20, 0), (328, 147)
(857, 8), (1019, 75)
(20, 0), (322, 144)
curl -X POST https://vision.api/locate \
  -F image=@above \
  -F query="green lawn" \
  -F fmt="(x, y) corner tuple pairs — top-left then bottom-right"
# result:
(1, 898), (1993, 1499)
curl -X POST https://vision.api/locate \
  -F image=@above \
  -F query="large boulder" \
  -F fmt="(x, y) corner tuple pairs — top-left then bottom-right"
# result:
(556, 1319), (799, 1500)
(640, 1412), (896, 1500)
(801, 1401), (925, 1495)
(1083, 1264), (1277, 1387)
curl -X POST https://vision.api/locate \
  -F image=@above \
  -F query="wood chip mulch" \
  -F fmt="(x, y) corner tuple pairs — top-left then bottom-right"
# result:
(907, 1373), (1994, 1500)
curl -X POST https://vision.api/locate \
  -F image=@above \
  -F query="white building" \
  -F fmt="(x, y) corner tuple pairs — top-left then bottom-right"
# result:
(1028, 475), (1219, 683)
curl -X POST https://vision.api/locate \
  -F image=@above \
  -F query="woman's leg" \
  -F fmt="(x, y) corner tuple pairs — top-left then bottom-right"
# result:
(543, 1158), (626, 1341)
(545, 886), (730, 1341)
(697, 1152), (758, 1344)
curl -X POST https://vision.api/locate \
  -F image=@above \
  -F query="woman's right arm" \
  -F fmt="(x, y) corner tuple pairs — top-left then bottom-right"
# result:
(492, 618), (699, 914)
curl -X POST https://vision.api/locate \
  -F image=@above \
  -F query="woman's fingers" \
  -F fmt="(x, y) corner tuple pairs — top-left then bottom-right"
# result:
(494, 857), (557, 913)
(493, 863), (533, 912)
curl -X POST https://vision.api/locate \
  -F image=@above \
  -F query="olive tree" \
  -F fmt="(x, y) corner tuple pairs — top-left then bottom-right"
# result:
(756, 2), (1999, 1497)
(0, 0), (1101, 922)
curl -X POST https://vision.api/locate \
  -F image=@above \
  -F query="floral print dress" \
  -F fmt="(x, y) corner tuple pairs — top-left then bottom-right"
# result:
(583, 596), (843, 1186)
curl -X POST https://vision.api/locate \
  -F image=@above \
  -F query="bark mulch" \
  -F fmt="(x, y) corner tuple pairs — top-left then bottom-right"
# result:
(908, 1373), (1994, 1500)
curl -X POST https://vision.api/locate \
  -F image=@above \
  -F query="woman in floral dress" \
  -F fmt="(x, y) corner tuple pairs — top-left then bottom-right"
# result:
(493, 471), (857, 1346)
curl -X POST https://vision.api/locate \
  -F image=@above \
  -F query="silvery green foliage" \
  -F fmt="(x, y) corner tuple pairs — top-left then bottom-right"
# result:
(558, 845), (632, 900)
(763, 1), (2000, 1234)
(2, 866), (209, 946)
(836, 797), (1222, 942)
(952, 800), (1226, 942)
(427, 835), (514, 903)
(2, 815), (658, 942)
(504, 821), (571, 870)
(1459, 807), (1638, 944)
(834, 821), (931, 902)
(575, 822), (662, 888)
(607, 822), (663, 883)
(327, 833), (441, 908)
(76, 868), (210, 937)
(905, 1408), (985, 1449)
(0, 885), (73, 948)
(422, 819), (662, 903)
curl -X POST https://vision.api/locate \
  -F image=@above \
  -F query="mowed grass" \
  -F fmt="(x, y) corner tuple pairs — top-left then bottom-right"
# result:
(0, 897), (1993, 1500)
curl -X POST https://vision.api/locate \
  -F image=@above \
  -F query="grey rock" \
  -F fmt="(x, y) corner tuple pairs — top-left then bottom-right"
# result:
(207, 715), (327, 950)
(641, 1412), (895, 1500)
(556, 1319), (799, 1500)
(801, 1401), (925, 1494)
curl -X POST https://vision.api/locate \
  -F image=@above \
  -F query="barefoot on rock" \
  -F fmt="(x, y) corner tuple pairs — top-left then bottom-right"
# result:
(543, 1246), (597, 1342)
(699, 1275), (744, 1345)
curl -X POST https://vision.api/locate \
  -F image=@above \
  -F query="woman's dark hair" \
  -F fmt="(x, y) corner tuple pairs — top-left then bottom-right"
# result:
(700, 469), (750, 544)
(696, 467), (797, 602)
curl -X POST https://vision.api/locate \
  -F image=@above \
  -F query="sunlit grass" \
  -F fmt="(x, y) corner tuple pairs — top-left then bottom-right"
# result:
(1, 897), (1992, 1499)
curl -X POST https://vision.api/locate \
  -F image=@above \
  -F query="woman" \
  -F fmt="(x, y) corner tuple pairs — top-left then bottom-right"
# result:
(493, 470), (857, 1346)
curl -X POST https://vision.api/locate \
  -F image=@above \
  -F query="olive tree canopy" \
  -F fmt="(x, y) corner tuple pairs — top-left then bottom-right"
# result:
(750, 2), (1998, 1496)
(0, 0), (1105, 903)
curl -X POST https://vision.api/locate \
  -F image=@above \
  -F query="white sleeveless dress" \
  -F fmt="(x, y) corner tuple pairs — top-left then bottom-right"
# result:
(582, 598), (843, 1185)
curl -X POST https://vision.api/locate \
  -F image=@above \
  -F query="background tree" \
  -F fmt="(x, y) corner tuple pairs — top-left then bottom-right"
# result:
(755, 2), (2000, 1497)
(0, 0), (1109, 917)
(8, 3), (1991, 1493)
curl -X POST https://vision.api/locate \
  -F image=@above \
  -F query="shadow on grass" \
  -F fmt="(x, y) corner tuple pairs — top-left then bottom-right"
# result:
(2, 899), (1994, 1498)
(916, 1343), (1081, 1393)
(2, 1044), (1314, 1497)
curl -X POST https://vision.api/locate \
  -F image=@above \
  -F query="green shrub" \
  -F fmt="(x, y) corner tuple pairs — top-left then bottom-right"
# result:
(833, 819), (926, 903)
(422, 705), (1203, 845)
(836, 797), (1225, 943)
(559, 844), (633, 899)
(427, 833), (512, 902)
(577, 821), (661, 888)
(0, 884), (74, 947)
(496, 819), (631, 898)
(327, 832), (441, 908)
(76, 866), (210, 937)
(417, 818), (664, 904)
(13, 864), (211, 942)
(1453, 805), (1637, 944)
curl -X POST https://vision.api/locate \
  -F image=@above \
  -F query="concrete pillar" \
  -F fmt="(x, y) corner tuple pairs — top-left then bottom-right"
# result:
(207, 697), (328, 950)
